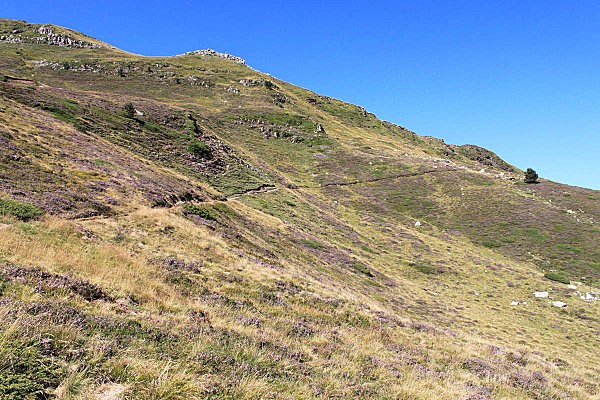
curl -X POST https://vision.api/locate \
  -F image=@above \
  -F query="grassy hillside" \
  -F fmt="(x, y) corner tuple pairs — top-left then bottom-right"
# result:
(0, 19), (598, 399)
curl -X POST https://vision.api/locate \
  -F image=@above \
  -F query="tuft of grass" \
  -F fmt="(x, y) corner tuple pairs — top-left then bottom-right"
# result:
(0, 198), (43, 221)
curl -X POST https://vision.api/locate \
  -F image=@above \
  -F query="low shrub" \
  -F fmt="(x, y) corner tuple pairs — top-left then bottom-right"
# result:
(352, 262), (374, 277)
(544, 271), (570, 284)
(0, 338), (64, 399)
(0, 198), (43, 221)
(187, 139), (211, 158)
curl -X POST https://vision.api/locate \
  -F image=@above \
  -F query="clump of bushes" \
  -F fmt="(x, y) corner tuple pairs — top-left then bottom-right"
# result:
(187, 139), (211, 158)
(0, 198), (43, 221)
(544, 271), (570, 284)
(182, 203), (216, 220)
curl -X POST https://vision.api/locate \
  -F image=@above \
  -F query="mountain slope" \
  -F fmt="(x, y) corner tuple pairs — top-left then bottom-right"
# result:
(0, 19), (598, 399)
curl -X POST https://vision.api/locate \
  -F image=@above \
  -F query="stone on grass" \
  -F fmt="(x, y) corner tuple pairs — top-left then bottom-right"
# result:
(533, 291), (549, 298)
(510, 301), (519, 306)
(581, 293), (599, 301)
(552, 301), (567, 308)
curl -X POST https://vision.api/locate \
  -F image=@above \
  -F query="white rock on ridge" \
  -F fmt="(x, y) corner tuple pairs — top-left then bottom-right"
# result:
(414, 221), (421, 227)
(533, 291), (549, 298)
(182, 49), (246, 64)
(510, 301), (519, 306)
(552, 301), (567, 308)
(567, 284), (577, 290)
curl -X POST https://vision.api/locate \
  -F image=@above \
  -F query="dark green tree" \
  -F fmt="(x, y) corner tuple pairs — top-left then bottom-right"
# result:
(524, 168), (539, 183)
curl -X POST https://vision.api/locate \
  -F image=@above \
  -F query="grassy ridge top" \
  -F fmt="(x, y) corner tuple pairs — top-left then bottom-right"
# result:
(0, 19), (598, 399)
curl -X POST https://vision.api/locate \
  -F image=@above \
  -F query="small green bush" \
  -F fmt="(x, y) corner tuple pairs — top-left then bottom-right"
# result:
(187, 139), (211, 158)
(544, 272), (570, 284)
(481, 239), (502, 248)
(123, 102), (135, 118)
(352, 262), (373, 277)
(182, 203), (216, 220)
(0, 198), (43, 221)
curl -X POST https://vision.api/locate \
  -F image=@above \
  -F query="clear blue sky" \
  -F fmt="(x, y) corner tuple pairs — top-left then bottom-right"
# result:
(2, 1), (599, 189)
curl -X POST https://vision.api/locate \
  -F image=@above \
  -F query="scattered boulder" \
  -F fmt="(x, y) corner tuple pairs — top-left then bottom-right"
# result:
(567, 284), (577, 290)
(580, 292), (599, 302)
(239, 79), (260, 86)
(414, 221), (422, 227)
(510, 301), (519, 306)
(552, 301), (567, 308)
(533, 291), (549, 298)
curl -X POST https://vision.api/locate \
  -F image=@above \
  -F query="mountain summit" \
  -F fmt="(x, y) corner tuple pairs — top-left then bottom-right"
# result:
(0, 19), (598, 399)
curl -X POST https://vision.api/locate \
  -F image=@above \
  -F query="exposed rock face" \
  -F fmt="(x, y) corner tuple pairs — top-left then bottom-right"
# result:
(456, 144), (516, 172)
(239, 79), (260, 86)
(0, 25), (102, 48)
(183, 49), (246, 64)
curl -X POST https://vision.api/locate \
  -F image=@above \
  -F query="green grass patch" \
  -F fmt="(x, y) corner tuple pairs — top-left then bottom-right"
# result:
(91, 158), (113, 166)
(557, 244), (582, 253)
(410, 261), (439, 275)
(182, 203), (217, 220)
(301, 239), (324, 249)
(0, 198), (43, 221)
(481, 239), (502, 248)
(0, 337), (65, 400)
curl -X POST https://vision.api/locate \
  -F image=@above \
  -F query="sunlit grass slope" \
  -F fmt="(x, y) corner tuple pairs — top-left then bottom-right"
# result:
(0, 19), (598, 399)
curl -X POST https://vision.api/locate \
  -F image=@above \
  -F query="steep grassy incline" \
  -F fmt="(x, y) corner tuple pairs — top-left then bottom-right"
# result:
(0, 19), (598, 399)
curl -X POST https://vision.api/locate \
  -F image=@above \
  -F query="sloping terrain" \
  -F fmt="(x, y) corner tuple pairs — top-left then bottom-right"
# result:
(0, 19), (598, 399)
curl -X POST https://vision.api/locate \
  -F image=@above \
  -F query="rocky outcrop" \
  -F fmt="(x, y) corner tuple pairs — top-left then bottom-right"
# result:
(182, 49), (246, 64)
(456, 144), (516, 172)
(0, 26), (102, 48)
